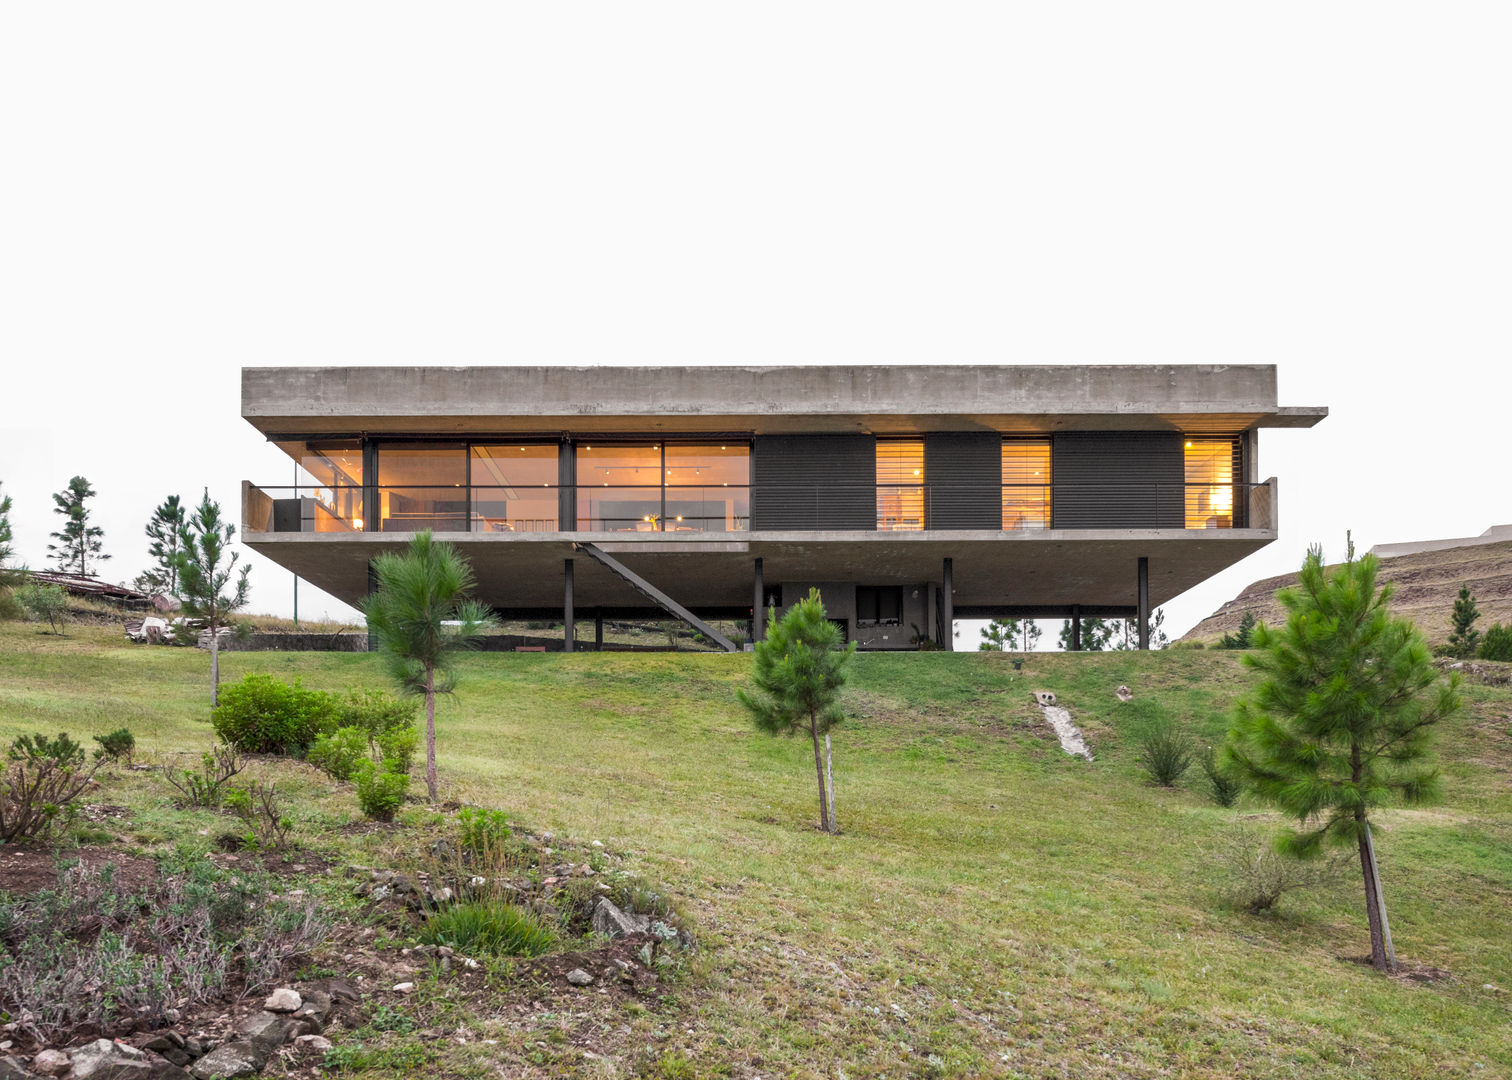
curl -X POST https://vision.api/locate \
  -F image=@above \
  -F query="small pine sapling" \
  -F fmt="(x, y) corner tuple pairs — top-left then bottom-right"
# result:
(1447, 584), (1481, 659)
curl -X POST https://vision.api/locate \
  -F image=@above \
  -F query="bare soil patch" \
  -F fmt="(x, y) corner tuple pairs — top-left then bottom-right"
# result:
(0, 846), (158, 896)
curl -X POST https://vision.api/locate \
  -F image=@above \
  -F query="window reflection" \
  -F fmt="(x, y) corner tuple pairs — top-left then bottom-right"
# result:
(576, 443), (748, 531)
(279, 440), (364, 532)
(471, 445), (558, 532)
(876, 440), (925, 531)
(1002, 439), (1051, 529)
(377, 443), (468, 532)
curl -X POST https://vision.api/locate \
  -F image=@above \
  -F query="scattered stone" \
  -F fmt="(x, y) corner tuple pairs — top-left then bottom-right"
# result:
(592, 896), (650, 939)
(33, 1049), (70, 1077)
(296, 989), (333, 1023)
(189, 1040), (264, 1080)
(591, 839), (603, 847)
(235, 1011), (298, 1052)
(293, 1035), (333, 1053)
(263, 988), (302, 1013)
(0, 1058), (37, 1080)
(1115, 685), (1133, 702)
(68, 1039), (191, 1078)
(392, 982), (415, 994)
(566, 968), (594, 986)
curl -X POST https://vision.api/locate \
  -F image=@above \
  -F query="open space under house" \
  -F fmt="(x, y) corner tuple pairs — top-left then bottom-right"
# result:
(240, 365), (1326, 650)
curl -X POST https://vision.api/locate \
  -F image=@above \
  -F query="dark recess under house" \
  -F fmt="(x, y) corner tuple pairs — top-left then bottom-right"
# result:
(239, 365), (1326, 651)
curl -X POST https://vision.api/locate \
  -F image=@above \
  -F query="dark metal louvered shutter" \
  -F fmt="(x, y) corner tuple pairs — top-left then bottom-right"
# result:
(924, 433), (1000, 529)
(1052, 432), (1183, 528)
(752, 435), (876, 530)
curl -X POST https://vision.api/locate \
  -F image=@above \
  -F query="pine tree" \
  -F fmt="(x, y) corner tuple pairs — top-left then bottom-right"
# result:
(1224, 541), (1460, 972)
(142, 495), (187, 595)
(738, 588), (854, 834)
(978, 618), (1019, 651)
(1018, 619), (1042, 653)
(1219, 611), (1257, 649)
(361, 530), (496, 803)
(0, 482), (18, 588)
(174, 491), (251, 706)
(1058, 616), (1111, 651)
(48, 476), (107, 576)
(1446, 585), (1481, 659)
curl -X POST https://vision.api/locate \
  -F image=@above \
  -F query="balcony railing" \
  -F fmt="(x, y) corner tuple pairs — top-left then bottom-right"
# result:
(243, 480), (1274, 534)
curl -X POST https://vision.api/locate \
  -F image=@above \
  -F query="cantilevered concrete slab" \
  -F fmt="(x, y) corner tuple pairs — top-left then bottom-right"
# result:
(243, 364), (1327, 438)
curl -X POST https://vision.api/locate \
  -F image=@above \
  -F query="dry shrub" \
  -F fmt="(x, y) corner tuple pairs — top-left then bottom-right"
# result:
(1218, 824), (1349, 913)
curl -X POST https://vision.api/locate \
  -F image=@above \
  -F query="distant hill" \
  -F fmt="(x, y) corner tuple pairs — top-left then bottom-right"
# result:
(1183, 539), (1512, 645)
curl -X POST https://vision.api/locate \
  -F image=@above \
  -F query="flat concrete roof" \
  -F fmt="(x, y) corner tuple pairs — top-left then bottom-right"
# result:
(243, 365), (1327, 437)
(245, 527), (1275, 615)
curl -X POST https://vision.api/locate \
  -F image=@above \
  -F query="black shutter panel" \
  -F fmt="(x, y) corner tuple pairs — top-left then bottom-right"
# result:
(1051, 432), (1184, 528)
(752, 435), (875, 530)
(924, 433), (1000, 530)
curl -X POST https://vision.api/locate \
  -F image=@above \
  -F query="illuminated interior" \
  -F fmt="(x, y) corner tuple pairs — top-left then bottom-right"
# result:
(377, 443), (468, 532)
(471, 445), (558, 531)
(876, 440), (925, 531)
(279, 440), (364, 532)
(576, 444), (749, 531)
(1184, 438), (1237, 529)
(1001, 439), (1051, 529)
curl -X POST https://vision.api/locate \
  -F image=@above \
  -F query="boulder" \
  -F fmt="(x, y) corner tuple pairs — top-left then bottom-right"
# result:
(67, 1040), (190, 1079)
(591, 897), (650, 939)
(292, 1035), (332, 1054)
(262, 988), (302, 1013)
(234, 1011), (297, 1052)
(1115, 685), (1133, 702)
(32, 1050), (70, 1077)
(565, 969), (593, 986)
(188, 1041), (263, 1080)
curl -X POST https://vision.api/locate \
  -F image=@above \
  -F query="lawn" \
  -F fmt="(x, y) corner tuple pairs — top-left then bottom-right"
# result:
(1, 620), (1509, 1079)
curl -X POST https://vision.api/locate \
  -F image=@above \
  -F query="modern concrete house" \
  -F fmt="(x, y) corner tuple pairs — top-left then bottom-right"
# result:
(240, 365), (1326, 651)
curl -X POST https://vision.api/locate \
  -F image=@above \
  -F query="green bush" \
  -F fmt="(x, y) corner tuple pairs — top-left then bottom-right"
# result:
(419, 900), (554, 957)
(1199, 746), (1243, 806)
(0, 586), (22, 622)
(211, 674), (340, 756)
(354, 760), (408, 822)
(339, 688), (418, 739)
(1, 733), (102, 844)
(457, 806), (511, 856)
(1133, 709), (1193, 787)
(92, 728), (135, 764)
(15, 583), (68, 634)
(308, 727), (368, 781)
(1479, 623), (1512, 662)
(375, 726), (419, 775)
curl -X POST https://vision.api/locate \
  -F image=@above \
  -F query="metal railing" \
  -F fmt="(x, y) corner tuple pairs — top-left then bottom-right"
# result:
(243, 480), (1273, 534)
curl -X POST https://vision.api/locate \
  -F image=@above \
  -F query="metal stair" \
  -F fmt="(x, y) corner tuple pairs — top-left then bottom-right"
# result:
(573, 542), (740, 653)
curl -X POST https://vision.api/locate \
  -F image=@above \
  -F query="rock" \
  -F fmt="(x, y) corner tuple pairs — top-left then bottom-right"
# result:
(429, 886), (455, 904)
(1115, 685), (1133, 702)
(263, 988), (302, 1013)
(234, 1011), (297, 1051)
(0, 1058), (37, 1080)
(591, 897), (650, 939)
(292, 1035), (332, 1053)
(392, 982), (415, 994)
(33, 1049), (70, 1077)
(141, 1034), (186, 1053)
(295, 989), (332, 1023)
(189, 1041), (264, 1080)
(68, 1039), (190, 1078)
(565, 968), (594, 986)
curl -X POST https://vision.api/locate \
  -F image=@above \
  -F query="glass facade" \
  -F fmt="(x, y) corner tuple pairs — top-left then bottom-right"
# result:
(576, 443), (749, 531)
(1002, 439), (1051, 529)
(876, 439), (925, 531)
(377, 443), (469, 532)
(1184, 438), (1237, 528)
(281, 440), (364, 532)
(471, 445), (559, 532)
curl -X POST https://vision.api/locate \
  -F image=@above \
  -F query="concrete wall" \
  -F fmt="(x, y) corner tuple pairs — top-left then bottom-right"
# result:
(776, 579), (933, 650)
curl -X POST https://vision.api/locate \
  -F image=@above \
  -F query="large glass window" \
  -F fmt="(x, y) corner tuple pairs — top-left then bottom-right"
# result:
(1184, 438), (1237, 528)
(471, 445), (558, 532)
(876, 440), (925, 531)
(1002, 439), (1051, 529)
(377, 443), (468, 532)
(575, 443), (749, 531)
(280, 440), (364, 532)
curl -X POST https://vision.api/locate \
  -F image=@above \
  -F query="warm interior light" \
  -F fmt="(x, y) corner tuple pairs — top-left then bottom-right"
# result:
(1185, 441), (1193, 448)
(353, 518), (364, 529)
(913, 469), (921, 477)
(675, 515), (683, 521)
(1213, 485), (1234, 512)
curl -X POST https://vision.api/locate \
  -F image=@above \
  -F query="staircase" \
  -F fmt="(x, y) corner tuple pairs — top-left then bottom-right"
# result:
(573, 543), (740, 653)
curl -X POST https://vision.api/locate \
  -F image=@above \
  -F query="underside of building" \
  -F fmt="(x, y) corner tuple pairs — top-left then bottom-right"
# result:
(240, 364), (1326, 651)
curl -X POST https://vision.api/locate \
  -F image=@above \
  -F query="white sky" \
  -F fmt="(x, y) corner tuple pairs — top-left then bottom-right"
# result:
(2, 4), (1509, 642)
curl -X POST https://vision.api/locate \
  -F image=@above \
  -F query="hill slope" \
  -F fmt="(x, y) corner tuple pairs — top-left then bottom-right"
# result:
(1, 622), (1509, 1078)
(1185, 540), (1512, 645)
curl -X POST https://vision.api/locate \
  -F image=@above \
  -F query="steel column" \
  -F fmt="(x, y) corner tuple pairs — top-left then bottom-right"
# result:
(1137, 557), (1150, 650)
(942, 558), (954, 652)
(1071, 605), (1082, 652)
(563, 558), (575, 653)
(595, 608), (603, 652)
(752, 557), (765, 642)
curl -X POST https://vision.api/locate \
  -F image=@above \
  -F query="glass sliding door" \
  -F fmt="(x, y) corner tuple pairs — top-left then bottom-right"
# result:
(576, 444), (663, 530)
(471, 445), (558, 532)
(663, 444), (749, 531)
(377, 443), (469, 532)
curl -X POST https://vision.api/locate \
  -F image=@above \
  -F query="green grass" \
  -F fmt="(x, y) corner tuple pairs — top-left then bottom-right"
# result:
(2, 620), (1510, 1078)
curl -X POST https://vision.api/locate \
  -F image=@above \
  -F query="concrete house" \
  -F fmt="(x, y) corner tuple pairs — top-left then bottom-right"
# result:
(240, 365), (1326, 651)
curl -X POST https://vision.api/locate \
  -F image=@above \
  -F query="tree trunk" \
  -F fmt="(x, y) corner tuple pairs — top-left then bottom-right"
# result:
(1363, 821), (1397, 971)
(424, 665), (439, 803)
(1356, 813), (1390, 971)
(824, 732), (836, 833)
(210, 625), (220, 707)
(809, 713), (832, 834)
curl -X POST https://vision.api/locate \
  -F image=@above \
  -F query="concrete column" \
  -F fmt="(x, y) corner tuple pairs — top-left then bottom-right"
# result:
(563, 558), (575, 653)
(595, 609), (603, 651)
(752, 558), (765, 642)
(1137, 557), (1150, 650)
(942, 558), (954, 652)
(365, 561), (379, 652)
(1071, 605), (1082, 652)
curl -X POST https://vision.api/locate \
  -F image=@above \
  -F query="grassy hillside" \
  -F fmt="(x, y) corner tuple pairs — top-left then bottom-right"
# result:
(2, 621), (1510, 1078)
(1186, 540), (1512, 646)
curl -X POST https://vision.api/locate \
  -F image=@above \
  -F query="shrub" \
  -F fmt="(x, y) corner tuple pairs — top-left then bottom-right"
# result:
(375, 726), (419, 775)
(419, 900), (554, 957)
(211, 673), (340, 756)
(0, 857), (328, 1042)
(339, 688), (419, 741)
(1479, 623), (1512, 662)
(224, 781), (296, 853)
(1217, 826), (1349, 913)
(92, 728), (135, 764)
(1199, 746), (1243, 807)
(161, 744), (245, 808)
(0, 733), (102, 844)
(457, 806), (511, 856)
(354, 760), (408, 822)
(308, 727), (368, 782)
(15, 583), (67, 634)
(0, 586), (22, 622)
(1135, 715), (1193, 787)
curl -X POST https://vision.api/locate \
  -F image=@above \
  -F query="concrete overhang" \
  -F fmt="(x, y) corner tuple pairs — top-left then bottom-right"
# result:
(242, 365), (1327, 438)
(246, 528), (1276, 616)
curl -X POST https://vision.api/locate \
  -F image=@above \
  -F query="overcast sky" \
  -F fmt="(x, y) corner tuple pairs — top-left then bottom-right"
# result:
(2, 4), (1508, 643)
